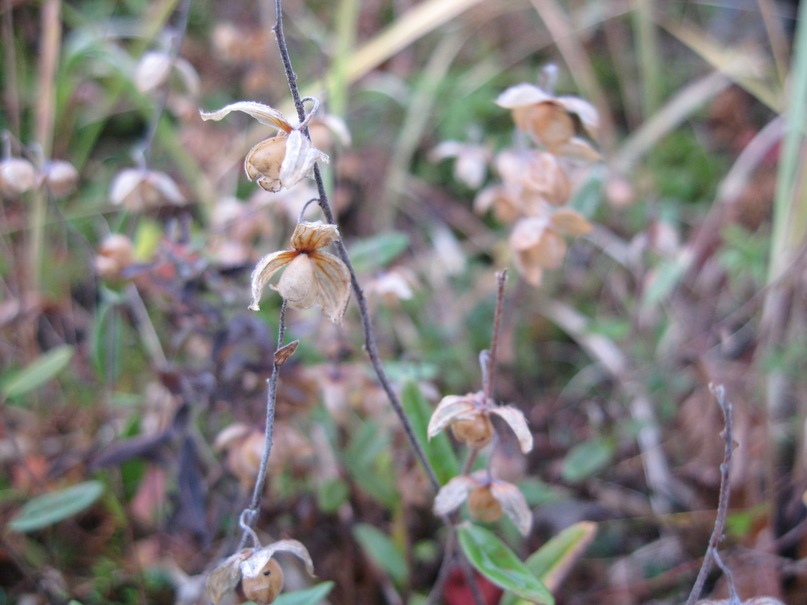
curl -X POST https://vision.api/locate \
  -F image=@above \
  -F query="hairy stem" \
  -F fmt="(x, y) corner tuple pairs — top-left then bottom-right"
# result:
(272, 0), (440, 493)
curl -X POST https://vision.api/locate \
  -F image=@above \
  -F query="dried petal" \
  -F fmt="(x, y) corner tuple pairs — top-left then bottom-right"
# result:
(551, 137), (601, 161)
(249, 249), (298, 311)
(206, 550), (252, 605)
(490, 480), (532, 535)
(523, 152), (570, 207)
(241, 539), (315, 578)
(273, 254), (319, 309)
(433, 475), (475, 516)
(279, 130), (329, 189)
(556, 95), (599, 140)
(490, 406), (533, 453)
(495, 83), (553, 108)
(308, 251), (351, 323)
(200, 101), (293, 133)
(427, 395), (478, 439)
(245, 136), (288, 193)
(474, 185), (521, 224)
(289, 221), (340, 251)
(551, 208), (593, 236)
(135, 51), (172, 93)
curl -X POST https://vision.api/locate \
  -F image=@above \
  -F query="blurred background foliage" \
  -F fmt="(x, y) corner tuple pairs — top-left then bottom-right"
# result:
(2, 0), (807, 603)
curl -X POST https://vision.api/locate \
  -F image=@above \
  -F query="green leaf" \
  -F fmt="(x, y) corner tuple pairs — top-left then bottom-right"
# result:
(561, 436), (615, 484)
(316, 478), (349, 514)
(1, 345), (74, 400)
(343, 421), (397, 507)
(517, 478), (563, 507)
(8, 481), (105, 533)
(501, 522), (597, 605)
(348, 231), (410, 273)
(353, 524), (409, 586)
(401, 381), (459, 484)
(272, 582), (335, 605)
(458, 524), (554, 605)
(641, 253), (691, 308)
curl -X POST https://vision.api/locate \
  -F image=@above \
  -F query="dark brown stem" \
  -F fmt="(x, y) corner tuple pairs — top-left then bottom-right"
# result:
(685, 384), (735, 605)
(272, 0), (440, 493)
(237, 300), (288, 550)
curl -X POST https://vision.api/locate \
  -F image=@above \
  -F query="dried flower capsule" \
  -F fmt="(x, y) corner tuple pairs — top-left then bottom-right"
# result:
(497, 83), (599, 156)
(249, 221), (350, 323)
(200, 100), (328, 192)
(433, 471), (532, 535)
(95, 233), (135, 280)
(43, 160), (79, 197)
(0, 157), (37, 198)
(428, 391), (532, 454)
(109, 168), (185, 211)
(242, 558), (283, 605)
(206, 539), (314, 605)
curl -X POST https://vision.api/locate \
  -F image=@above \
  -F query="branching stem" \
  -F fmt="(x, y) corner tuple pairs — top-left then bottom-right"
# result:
(685, 384), (736, 605)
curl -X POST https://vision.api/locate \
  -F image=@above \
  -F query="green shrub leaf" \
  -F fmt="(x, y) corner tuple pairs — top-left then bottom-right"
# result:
(353, 523), (409, 586)
(561, 436), (615, 484)
(273, 582), (335, 605)
(2, 345), (74, 400)
(458, 524), (554, 605)
(348, 231), (410, 273)
(8, 480), (105, 533)
(401, 381), (459, 484)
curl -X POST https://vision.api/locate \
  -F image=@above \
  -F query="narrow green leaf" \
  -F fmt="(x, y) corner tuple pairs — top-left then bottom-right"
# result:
(2, 345), (74, 400)
(316, 478), (349, 513)
(458, 524), (554, 605)
(401, 381), (459, 484)
(561, 436), (615, 484)
(353, 523), (409, 586)
(348, 231), (410, 273)
(272, 582), (335, 605)
(8, 481), (105, 533)
(501, 522), (597, 605)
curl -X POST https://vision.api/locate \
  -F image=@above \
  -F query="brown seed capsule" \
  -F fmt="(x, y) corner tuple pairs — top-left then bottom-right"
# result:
(451, 414), (494, 449)
(95, 233), (135, 280)
(44, 160), (79, 197)
(467, 485), (503, 522)
(0, 157), (38, 198)
(241, 558), (284, 605)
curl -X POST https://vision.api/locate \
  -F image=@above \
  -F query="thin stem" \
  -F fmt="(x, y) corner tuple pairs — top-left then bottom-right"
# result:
(141, 0), (192, 167)
(272, 0), (440, 493)
(685, 384), (735, 605)
(237, 300), (288, 550)
(483, 270), (507, 400)
(2, 0), (21, 138)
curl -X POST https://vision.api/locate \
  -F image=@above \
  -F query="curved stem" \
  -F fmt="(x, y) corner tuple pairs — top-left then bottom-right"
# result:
(237, 301), (288, 550)
(272, 0), (440, 493)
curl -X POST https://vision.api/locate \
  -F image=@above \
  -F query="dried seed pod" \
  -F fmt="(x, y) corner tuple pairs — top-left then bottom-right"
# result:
(135, 51), (172, 93)
(245, 136), (288, 192)
(451, 414), (494, 449)
(44, 160), (79, 197)
(109, 168), (185, 211)
(0, 157), (38, 198)
(241, 558), (284, 605)
(467, 485), (504, 523)
(95, 233), (135, 280)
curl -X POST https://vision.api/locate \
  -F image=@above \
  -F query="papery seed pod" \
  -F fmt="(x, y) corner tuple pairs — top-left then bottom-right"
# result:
(245, 136), (288, 192)
(0, 157), (37, 198)
(135, 51), (172, 93)
(467, 485), (504, 523)
(522, 152), (570, 207)
(95, 233), (135, 280)
(241, 558), (284, 605)
(514, 102), (576, 150)
(451, 415), (494, 449)
(110, 168), (185, 211)
(44, 160), (79, 197)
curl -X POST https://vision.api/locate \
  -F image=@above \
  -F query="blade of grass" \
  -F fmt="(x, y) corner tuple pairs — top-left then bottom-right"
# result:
(632, 0), (662, 117)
